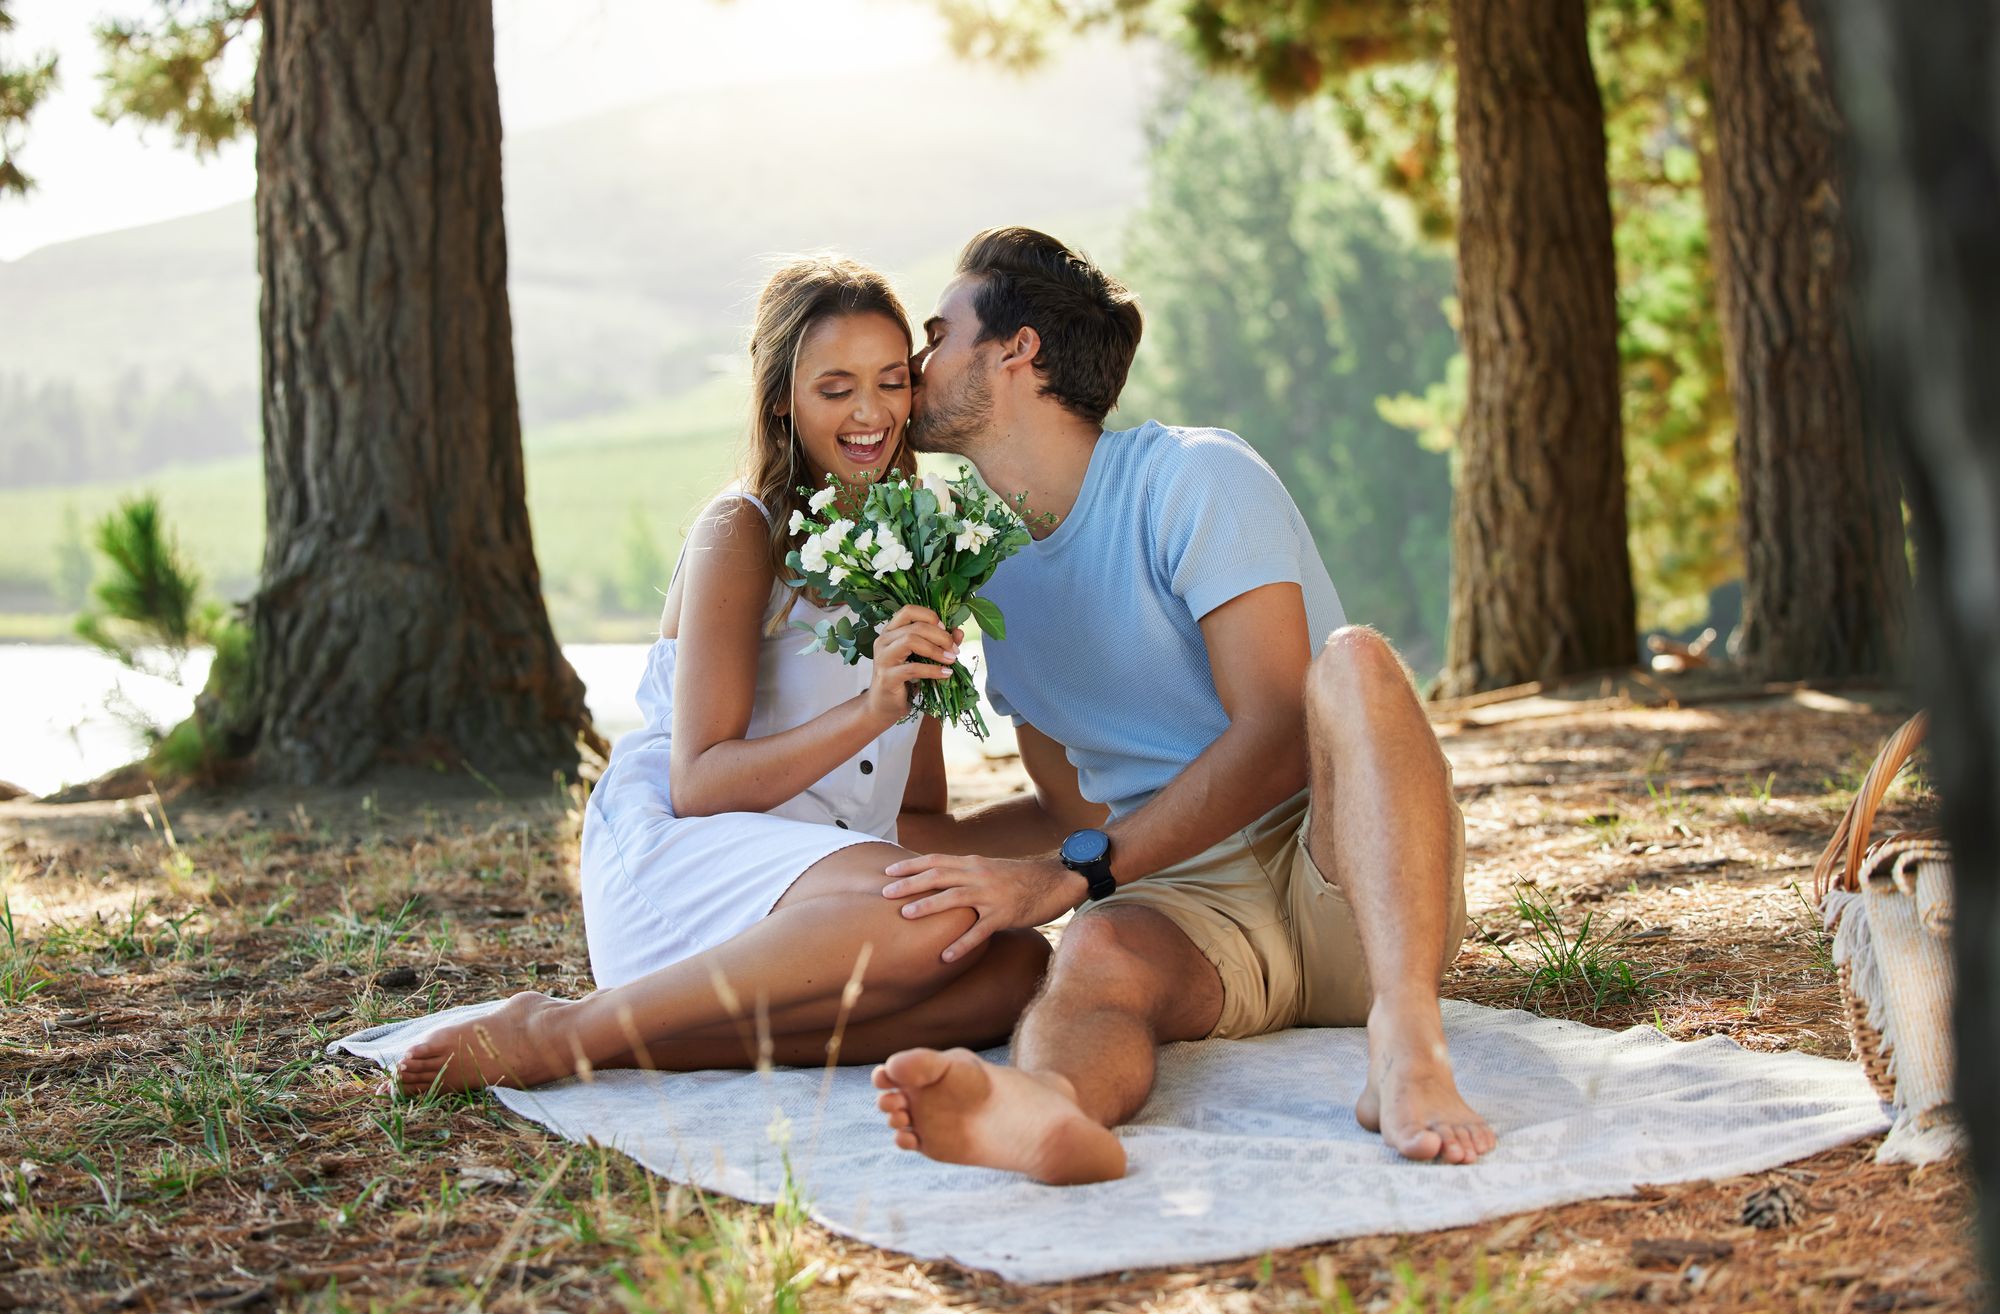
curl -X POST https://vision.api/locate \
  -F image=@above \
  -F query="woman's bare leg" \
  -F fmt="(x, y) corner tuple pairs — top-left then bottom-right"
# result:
(396, 843), (1008, 1092)
(627, 928), (1050, 1071)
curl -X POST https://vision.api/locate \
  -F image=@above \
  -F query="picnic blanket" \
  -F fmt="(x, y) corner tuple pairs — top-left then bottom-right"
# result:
(333, 999), (1888, 1284)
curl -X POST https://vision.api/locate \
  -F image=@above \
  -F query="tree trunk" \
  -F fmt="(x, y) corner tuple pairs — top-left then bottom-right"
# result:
(246, 0), (592, 784)
(1440, 0), (1635, 697)
(1707, 0), (1908, 679)
(1819, 0), (2000, 1299)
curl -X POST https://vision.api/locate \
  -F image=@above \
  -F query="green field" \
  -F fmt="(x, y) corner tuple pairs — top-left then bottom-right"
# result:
(0, 377), (751, 642)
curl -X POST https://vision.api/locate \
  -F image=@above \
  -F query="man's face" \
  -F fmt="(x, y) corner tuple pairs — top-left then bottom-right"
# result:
(907, 275), (995, 456)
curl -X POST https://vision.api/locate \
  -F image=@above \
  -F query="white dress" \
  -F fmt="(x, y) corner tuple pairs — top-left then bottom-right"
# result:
(579, 491), (921, 988)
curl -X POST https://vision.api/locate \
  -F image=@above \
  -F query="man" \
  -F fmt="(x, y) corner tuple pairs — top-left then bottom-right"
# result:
(873, 227), (1494, 1184)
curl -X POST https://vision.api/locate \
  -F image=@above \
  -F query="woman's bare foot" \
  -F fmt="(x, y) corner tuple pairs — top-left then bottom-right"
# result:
(871, 1048), (1127, 1185)
(394, 992), (578, 1095)
(1353, 999), (1495, 1164)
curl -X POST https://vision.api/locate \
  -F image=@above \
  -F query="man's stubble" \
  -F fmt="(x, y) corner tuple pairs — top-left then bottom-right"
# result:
(908, 358), (995, 458)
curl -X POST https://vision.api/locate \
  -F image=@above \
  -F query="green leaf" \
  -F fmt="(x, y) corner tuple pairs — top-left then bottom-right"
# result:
(967, 595), (1006, 639)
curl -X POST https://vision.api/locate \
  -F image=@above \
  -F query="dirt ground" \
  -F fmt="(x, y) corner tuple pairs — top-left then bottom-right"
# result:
(0, 685), (1980, 1312)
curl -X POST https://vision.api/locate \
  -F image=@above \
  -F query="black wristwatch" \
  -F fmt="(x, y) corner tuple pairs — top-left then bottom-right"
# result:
(1059, 828), (1117, 902)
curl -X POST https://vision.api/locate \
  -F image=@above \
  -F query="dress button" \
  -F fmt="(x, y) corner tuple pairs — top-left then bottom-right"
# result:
(860, 760), (874, 775)
(835, 820), (849, 829)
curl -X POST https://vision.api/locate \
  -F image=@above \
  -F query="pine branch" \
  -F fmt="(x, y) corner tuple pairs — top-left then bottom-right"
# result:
(0, 0), (59, 197)
(94, 0), (260, 157)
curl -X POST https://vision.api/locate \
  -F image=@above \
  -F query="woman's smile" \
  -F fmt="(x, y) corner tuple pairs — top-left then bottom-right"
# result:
(837, 427), (890, 466)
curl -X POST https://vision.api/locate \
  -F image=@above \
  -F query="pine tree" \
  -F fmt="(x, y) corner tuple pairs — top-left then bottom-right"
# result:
(1820, 0), (2000, 1288)
(1705, 0), (1908, 678)
(43, 0), (596, 783)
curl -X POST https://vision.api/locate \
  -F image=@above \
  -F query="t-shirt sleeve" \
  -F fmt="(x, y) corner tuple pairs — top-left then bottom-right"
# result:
(1152, 434), (1308, 621)
(983, 671), (1021, 724)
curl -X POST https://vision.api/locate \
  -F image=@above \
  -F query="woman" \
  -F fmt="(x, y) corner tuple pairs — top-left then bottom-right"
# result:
(395, 257), (1054, 1094)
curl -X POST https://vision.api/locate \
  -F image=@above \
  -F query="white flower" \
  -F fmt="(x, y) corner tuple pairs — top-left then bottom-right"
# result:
(870, 533), (915, 578)
(953, 520), (997, 553)
(800, 534), (830, 574)
(808, 485), (838, 514)
(824, 517), (855, 544)
(828, 564), (849, 585)
(921, 474), (956, 518)
(852, 526), (877, 555)
(788, 508), (805, 534)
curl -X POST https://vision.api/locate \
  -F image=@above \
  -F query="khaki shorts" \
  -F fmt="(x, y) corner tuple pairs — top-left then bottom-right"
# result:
(1092, 785), (1467, 1039)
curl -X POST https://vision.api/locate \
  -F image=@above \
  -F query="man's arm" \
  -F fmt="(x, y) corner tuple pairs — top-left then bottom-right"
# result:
(883, 581), (1313, 959)
(1094, 580), (1311, 883)
(895, 720), (1109, 857)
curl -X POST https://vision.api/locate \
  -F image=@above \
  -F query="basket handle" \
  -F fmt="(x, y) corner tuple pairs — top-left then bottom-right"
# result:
(1814, 711), (1929, 900)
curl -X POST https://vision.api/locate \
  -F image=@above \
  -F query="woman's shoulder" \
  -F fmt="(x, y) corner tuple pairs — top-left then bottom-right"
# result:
(674, 492), (786, 626)
(705, 486), (775, 526)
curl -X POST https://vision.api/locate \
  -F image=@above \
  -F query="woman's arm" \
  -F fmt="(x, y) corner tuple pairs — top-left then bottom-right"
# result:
(894, 720), (1107, 858)
(667, 499), (957, 817)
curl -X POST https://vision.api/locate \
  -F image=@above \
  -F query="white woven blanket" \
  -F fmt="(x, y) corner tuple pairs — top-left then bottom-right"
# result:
(333, 1000), (1887, 1283)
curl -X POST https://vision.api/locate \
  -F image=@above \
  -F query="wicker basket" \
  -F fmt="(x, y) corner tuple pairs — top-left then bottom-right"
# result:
(1813, 711), (1962, 1164)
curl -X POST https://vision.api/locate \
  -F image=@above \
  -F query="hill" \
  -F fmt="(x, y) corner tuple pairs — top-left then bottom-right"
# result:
(0, 43), (1155, 475)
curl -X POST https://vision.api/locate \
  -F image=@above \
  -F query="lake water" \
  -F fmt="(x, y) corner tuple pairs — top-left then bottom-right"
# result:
(0, 642), (1010, 797)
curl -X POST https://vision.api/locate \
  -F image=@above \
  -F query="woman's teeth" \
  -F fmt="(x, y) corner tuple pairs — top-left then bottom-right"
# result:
(837, 430), (887, 461)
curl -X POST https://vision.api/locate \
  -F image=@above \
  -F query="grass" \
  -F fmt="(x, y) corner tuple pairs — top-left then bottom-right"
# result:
(1302, 1253), (1538, 1314)
(0, 699), (1979, 1312)
(0, 896), (47, 1002)
(1491, 881), (1657, 1013)
(0, 380), (745, 643)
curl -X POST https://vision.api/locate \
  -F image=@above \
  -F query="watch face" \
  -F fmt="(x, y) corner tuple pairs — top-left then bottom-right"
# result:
(1062, 829), (1110, 865)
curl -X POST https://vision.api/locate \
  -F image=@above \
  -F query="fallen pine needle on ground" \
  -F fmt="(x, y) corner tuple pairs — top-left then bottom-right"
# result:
(0, 691), (1979, 1312)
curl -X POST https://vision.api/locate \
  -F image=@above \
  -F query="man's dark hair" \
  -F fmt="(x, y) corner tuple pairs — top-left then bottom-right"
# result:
(955, 227), (1142, 426)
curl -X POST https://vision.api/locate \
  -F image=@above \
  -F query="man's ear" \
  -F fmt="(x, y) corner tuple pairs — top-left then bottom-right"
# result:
(996, 326), (1041, 376)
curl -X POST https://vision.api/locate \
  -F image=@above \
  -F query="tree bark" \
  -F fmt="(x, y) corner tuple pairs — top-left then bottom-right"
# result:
(246, 0), (592, 784)
(1707, 0), (1907, 679)
(1440, 0), (1635, 697)
(1818, 2), (2000, 1298)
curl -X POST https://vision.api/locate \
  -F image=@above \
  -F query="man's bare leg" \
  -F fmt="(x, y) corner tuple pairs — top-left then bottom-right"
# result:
(1306, 625), (1494, 1164)
(873, 905), (1222, 1184)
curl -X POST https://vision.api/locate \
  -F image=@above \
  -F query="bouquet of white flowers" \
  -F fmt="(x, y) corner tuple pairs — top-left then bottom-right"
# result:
(785, 470), (1035, 738)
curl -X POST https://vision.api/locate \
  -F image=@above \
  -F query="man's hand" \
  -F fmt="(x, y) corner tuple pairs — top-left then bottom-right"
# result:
(883, 853), (1087, 962)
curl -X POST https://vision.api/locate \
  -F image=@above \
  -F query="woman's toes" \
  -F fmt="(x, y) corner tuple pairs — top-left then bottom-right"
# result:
(893, 1130), (918, 1151)
(870, 1065), (894, 1090)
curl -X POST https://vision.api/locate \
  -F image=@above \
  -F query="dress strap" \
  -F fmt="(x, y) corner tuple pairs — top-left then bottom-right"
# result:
(665, 488), (777, 594)
(717, 488), (775, 525)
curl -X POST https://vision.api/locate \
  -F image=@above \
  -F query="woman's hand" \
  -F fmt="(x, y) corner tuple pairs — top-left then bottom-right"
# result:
(864, 605), (963, 726)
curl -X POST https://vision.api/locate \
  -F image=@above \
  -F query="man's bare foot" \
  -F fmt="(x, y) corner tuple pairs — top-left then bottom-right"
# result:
(394, 992), (578, 1095)
(871, 1048), (1127, 1185)
(1354, 999), (1495, 1164)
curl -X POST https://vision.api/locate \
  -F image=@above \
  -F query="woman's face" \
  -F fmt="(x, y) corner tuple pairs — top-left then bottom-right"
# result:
(785, 311), (913, 486)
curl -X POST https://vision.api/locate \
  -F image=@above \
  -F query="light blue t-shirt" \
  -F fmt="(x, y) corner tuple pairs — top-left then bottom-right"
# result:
(981, 420), (1346, 818)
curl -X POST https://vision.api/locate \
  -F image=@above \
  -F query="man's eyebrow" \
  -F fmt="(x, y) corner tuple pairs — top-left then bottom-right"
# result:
(923, 316), (946, 338)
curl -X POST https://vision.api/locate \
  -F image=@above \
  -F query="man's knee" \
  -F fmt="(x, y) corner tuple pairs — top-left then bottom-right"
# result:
(1046, 912), (1177, 1012)
(1308, 625), (1420, 720)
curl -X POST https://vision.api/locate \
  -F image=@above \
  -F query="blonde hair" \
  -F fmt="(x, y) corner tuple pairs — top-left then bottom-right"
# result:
(740, 255), (915, 626)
